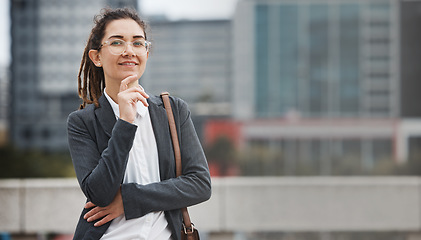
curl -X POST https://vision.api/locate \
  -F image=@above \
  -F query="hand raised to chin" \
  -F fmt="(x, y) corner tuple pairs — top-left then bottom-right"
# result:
(117, 75), (149, 123)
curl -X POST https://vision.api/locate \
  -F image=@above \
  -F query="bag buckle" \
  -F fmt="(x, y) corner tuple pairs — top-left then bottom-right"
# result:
(183, 223), (195, 234)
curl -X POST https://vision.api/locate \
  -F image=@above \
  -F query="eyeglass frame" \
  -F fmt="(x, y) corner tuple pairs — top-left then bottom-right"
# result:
(98, 39), (151, 56)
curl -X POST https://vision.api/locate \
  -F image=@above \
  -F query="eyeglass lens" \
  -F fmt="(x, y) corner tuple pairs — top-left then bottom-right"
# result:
(106, 39), (149, 56)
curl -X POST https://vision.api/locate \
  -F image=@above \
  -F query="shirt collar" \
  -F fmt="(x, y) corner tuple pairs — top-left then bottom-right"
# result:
(103, 88), (148, 119)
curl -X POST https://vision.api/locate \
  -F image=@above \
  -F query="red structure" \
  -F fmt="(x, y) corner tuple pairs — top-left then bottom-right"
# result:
(204, 119), (243, 148)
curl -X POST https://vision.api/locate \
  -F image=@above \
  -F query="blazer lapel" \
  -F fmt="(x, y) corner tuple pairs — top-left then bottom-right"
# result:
(95, 95), (117, 138)
(94, 94), (174, 180)
(148, 96), (174, 180)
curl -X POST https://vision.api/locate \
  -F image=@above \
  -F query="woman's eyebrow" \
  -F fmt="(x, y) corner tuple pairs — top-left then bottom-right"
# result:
(107, 35), (124, 39)
(107, 35), (145, 39)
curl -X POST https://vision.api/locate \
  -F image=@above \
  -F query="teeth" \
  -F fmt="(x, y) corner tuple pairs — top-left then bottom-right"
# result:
(121, 63), (136, 65)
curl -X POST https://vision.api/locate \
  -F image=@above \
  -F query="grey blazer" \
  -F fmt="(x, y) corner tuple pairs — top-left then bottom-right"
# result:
(67, 94), (211, 240)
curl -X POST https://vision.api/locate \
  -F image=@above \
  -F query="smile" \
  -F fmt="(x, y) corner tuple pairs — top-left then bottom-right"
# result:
(119, 62), (137, 66)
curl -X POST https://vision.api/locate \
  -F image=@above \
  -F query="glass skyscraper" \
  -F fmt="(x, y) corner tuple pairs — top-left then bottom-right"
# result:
(235, 0), (399, 119)
(230, 0), (421, 173)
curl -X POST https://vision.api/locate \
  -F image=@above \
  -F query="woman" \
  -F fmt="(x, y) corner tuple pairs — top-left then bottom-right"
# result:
(67, 8), (211, 240)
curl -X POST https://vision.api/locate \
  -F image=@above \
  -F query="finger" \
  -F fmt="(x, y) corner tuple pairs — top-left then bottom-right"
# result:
(131, 87), (149, 106)
(137, 86), (149, 99)
(94, 214), (115, 227)
(84, 202), (96, 209)
(130, 90), (149, 107)
(122, 91), (149, 107)
(120, 84), (149, 98)
(139, 97), (149, 107)
(119, 75), (138, 92)
(124, 85), (149, 97)
(84, 206), (102, 220)
(87, 209), (108, 222)
(134, 92), (149, 107)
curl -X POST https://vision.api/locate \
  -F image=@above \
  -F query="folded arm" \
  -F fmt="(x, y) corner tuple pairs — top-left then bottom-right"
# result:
(67, 112), (137, 207)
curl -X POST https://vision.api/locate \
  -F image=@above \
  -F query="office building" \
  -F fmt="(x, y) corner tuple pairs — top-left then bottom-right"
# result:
(218, 0), (421, 173)
(10, 0), (137, 150)
(142, 19), (232, 117)
(233, 0), (404, 119)
(0, 66), (8, 146)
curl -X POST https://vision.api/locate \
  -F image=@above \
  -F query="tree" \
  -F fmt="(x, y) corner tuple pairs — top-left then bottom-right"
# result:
(0, 145), (75, 178)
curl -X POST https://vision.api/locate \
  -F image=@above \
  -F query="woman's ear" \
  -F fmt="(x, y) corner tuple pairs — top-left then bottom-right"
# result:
(88, 49), (102, 67)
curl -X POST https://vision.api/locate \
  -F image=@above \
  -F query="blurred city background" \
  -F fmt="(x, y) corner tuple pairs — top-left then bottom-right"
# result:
(1, 0), (421, 239)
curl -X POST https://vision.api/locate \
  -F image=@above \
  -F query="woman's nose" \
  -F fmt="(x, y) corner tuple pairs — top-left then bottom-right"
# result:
(123, 43), (136, 56)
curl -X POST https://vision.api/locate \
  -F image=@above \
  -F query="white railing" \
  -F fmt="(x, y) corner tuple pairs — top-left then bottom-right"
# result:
(1, 177), (420, 233)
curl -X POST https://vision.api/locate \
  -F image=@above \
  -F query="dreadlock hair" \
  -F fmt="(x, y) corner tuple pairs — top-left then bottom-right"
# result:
(77, 7), (148, 109)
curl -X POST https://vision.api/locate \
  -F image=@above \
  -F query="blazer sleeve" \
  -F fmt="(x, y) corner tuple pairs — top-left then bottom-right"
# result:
(121, 98), (212, 220)
(67, 111), (137, 207)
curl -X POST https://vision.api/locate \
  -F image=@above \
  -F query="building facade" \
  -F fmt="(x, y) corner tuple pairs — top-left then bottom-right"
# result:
(142, 19), (232, 117)
(10, 0), (137, 150)
(233, 0), (403, 119)
(226, 0), (421, 173)
(0, 66), (9, 146)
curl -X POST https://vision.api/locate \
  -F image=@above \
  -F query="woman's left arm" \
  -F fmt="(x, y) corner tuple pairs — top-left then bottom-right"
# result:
(121, 98), (211, 220)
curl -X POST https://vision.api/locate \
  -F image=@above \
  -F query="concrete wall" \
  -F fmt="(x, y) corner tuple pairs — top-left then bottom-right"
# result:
(1, 177), (420, 234)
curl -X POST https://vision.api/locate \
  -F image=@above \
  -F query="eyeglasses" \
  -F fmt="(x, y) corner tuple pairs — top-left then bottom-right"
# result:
(99, 39), (151, 56)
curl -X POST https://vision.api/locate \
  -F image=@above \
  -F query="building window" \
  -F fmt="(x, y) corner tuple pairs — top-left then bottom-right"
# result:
(21, 127), (33, 140)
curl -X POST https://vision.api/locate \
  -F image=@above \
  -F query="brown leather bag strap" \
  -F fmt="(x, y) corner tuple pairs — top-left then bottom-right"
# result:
(160, 92), (194, 231)
(161, 92), (182, 177)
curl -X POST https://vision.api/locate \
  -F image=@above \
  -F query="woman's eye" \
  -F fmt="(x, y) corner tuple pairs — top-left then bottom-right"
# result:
(110, 40), (123, 46)
(133, 41), (144, 47)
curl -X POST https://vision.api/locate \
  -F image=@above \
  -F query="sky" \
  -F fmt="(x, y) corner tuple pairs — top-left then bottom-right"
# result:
(0, 0), (238, 67)
(140, 0), (238, 20)
(0, 0), (10, 67)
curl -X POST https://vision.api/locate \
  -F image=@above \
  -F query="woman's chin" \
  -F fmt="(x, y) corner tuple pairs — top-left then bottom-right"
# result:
(122, 70), (143, 79)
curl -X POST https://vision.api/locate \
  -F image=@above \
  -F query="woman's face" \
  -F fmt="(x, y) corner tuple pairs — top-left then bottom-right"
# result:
(91, 18), (149, 86)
